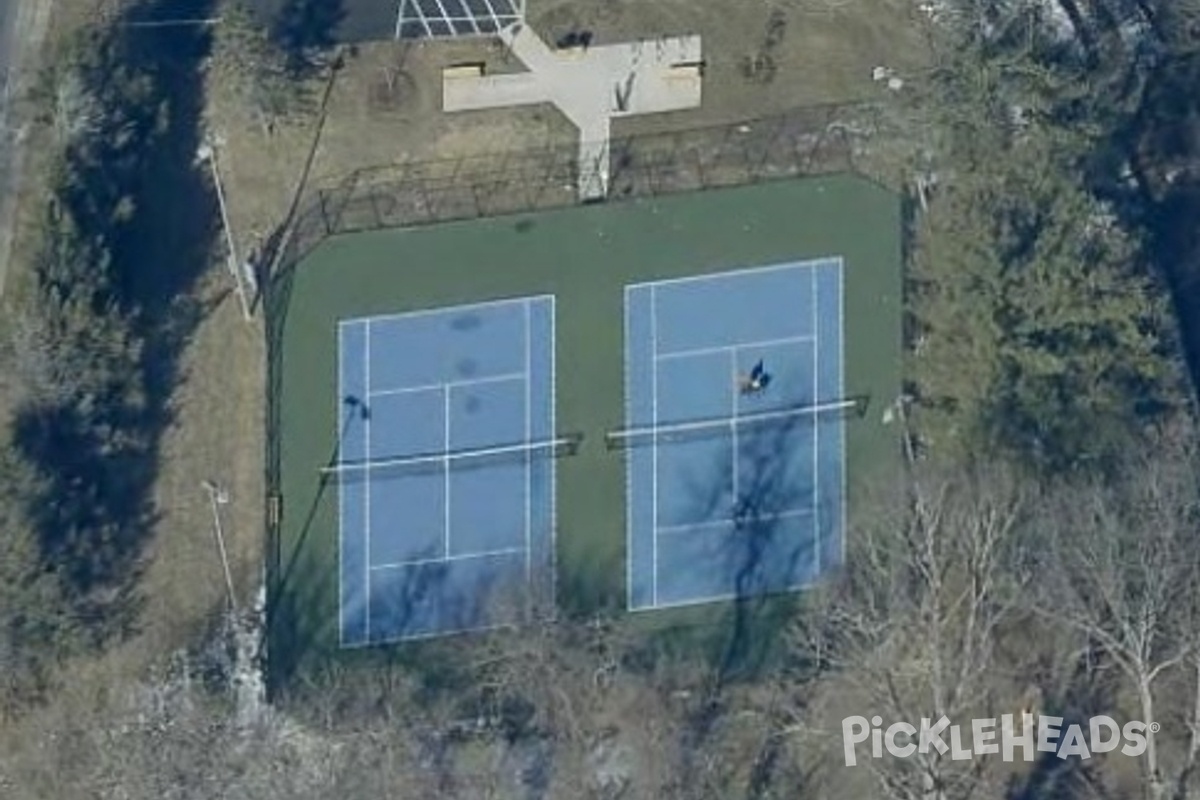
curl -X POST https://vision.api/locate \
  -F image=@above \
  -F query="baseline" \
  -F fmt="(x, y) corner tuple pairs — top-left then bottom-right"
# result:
(624, 256), (841, 292)
(337, 293), (555, 329)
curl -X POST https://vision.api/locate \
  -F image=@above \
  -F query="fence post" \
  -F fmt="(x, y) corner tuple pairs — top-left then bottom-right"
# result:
(318, 189), (332, 234)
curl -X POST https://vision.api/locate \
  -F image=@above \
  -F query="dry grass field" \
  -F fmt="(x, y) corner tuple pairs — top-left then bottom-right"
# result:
(210, 0), (930, 238)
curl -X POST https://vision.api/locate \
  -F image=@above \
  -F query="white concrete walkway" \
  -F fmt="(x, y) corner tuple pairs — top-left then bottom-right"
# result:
(442, 23), (702, 201)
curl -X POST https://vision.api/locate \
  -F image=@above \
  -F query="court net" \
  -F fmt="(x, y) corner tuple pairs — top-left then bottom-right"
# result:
(321, 432), (583, 480)
(605, 396), (869, 450)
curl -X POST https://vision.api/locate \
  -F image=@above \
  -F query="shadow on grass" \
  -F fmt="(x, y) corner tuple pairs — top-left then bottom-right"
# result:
(1004, 647), (1120, 800)
(265, 399), (361, 690)
(272, 586), (543, 725)
(998, 638), (1118, 800)
(11, 0), (223, 641)
(272, 0), (345, 75)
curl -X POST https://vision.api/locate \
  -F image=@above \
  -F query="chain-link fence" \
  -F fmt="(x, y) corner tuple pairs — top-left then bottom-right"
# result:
(263, 100), (887, 676)
(274, 99), (884, 278)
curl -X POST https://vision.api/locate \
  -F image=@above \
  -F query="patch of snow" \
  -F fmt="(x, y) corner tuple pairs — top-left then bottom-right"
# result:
(918, 0), (953, 23)
(587, 734), (635, 797)
(233, 582), (267, 729)
(1039, 0), (1077, 42)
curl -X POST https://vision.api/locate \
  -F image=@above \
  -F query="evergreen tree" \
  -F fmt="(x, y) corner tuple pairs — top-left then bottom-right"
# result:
(908, 8), (1185, 471)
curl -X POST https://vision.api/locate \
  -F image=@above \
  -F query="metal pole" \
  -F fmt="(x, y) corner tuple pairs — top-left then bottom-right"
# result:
(204, 143), (252, 321)
(122, 17), (223, 28)
(203, 480), (238, 609)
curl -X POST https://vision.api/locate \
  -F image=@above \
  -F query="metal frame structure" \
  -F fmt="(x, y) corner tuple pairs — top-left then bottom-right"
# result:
(395, 0), (524, 39)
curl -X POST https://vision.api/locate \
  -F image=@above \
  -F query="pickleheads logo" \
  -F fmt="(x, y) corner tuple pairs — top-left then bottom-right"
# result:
(842, 715), (1158, 766)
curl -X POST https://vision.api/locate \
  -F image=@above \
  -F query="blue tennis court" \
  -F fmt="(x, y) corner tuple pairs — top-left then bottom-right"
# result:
(623, 259), (846, 611)
(335, 296), (556, 645)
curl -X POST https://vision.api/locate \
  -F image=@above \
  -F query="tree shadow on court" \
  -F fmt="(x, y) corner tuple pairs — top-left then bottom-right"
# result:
(275, 558), (510, 688)
(11, 0), (225, 644)
(274, 575), (543, 709)
(267, 401), (544, 690)
(360, 494), (550, 652)
(267, 399), (366, 689)
(646, 409), (839, 796)
(365, 561), (516, 644)
(668, 410), (839, 675)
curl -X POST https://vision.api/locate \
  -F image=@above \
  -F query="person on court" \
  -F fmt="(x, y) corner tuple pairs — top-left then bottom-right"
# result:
(738, 359), (772, 395)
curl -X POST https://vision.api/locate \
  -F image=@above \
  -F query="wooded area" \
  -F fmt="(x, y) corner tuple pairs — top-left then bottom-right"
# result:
(1, 0), (1200, 797)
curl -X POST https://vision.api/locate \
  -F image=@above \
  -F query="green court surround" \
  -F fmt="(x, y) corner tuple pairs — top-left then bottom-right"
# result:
(266, 174), (902, 676)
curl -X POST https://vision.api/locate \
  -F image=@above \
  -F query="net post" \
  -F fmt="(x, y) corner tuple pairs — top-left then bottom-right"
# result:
(268, 494), (281, 528)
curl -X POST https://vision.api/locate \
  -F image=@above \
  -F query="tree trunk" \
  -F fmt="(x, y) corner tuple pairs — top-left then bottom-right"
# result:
(1141, 680), (1166, 800)
(1173, 657), (1200, 800)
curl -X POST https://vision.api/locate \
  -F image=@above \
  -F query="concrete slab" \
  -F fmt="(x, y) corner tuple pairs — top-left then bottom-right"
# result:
(441, 23), (702, 201)
(443, 72), (546, 112)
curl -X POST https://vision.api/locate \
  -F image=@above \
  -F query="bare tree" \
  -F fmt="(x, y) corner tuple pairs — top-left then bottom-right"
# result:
(789, 454), (1031, 800)
(1032, 420), (1200, 800)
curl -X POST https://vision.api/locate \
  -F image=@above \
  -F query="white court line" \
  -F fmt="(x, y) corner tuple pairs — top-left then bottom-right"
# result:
(835, 259), (848, 567)
(369, 547), (525, 571)
(523, 299), (532, 593)
(625, 257), (840, 292)
(654, 334), (815, 363)
(623, 285), (635, 611)
(336, 323), (345, 645)
(548, 294), (559, 619)
(443, 385), (451, 558)
(336, 293), (556, 330)
(650, 284), (660, 607)
(363, 318), (373, 642)
(811, 266), (820, 574)
(655, 507), (814, 536)
(632, 572), (828, 613)
(368, 371), (526, 399)
(730, 348), (740, 506)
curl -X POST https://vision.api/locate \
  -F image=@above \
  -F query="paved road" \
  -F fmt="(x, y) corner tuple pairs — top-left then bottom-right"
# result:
(0, 0), (17, 79)
(0, 0), (20, 297)
(0, 0), (53, 297)
(0, 0), (20, 204)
